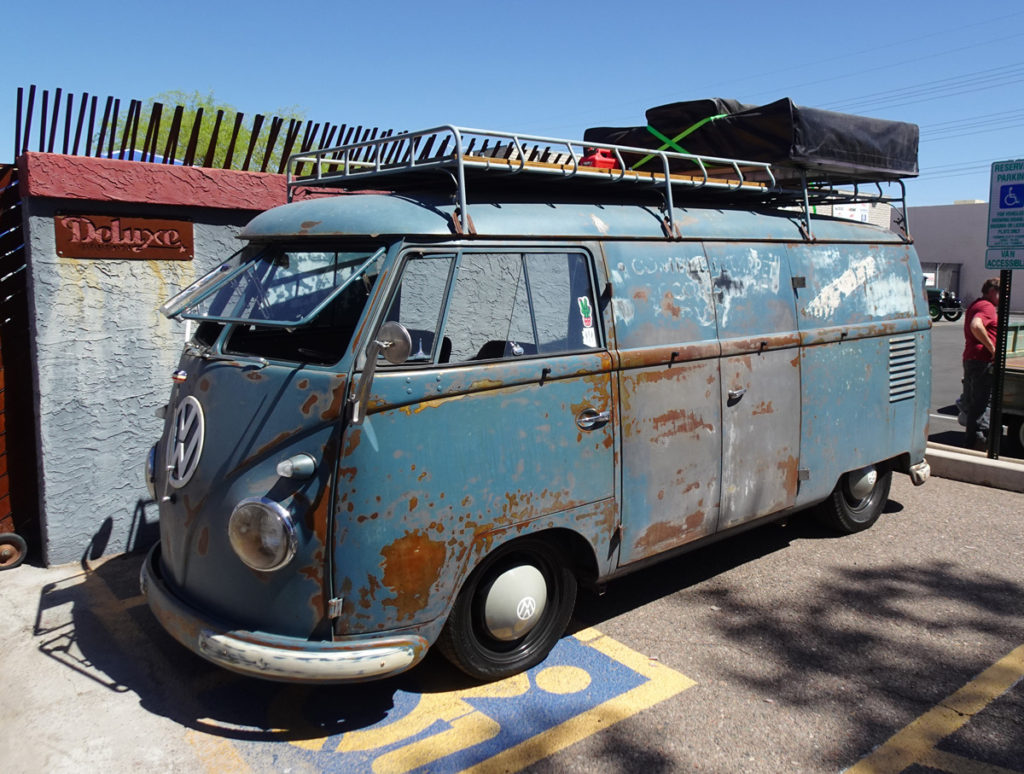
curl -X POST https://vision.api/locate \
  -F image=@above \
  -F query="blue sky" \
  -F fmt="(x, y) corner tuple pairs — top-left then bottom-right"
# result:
(4, 0), (1023, 206)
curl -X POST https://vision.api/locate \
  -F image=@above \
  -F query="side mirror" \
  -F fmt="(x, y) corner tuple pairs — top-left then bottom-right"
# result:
(350, 321), (412, 425)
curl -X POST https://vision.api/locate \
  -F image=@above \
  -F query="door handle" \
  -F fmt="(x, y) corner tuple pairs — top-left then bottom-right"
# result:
(727, 388), (746, 405)
(576, 408), (611, 430)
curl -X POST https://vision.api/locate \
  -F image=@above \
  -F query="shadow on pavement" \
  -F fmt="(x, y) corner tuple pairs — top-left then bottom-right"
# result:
(31, 550), (480, 744)
(32, 512), (851, 748)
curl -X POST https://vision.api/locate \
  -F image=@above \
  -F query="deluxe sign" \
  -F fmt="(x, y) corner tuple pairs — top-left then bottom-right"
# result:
(55, 214), (194, 260)
(987, 159), (1024, 251)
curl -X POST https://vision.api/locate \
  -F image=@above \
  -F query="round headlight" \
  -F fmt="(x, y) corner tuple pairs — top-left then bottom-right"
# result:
(227, 498), (297, 572)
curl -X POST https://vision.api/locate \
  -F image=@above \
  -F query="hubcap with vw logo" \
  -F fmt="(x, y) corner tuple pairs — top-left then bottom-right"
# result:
(167, 396), (205, 488)
(483, 564), (548, 641)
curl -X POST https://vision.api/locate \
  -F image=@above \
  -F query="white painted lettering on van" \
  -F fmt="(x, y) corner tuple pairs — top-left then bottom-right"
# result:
(612, 297), (635, 325)
(715, 249), (780, 328)
(631, 256), (691, 276)
(657, 279), (714, 326)
(864, 273), (915, 317)
(590, 214), (610, 235)
(804, 255), (878, 318)
(753, 250), (781, 294)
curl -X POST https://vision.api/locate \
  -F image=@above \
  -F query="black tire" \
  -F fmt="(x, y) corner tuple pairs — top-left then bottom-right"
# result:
(943, 309), (963, 322)
(1005, 416), (1024, 458)
(929, 304), (941, 322)
(436, 536), (577, 681)
(0, 532), (27, 570)
(814, 465), (891, 534)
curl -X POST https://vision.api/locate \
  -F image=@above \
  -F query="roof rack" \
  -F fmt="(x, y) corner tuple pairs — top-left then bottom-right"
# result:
(286, 125), (909, 240)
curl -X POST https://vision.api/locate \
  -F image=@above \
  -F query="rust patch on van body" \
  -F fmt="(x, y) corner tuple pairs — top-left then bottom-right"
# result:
(380, 530), (447, 621)
(633, 507), (707, 555)
(301, 393), (319, 416)
(651, 408), (714, 442)
(660, 292), (682, 319)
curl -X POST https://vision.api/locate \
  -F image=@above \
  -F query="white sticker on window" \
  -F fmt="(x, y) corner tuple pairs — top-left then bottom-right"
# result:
(577, 297), (594, 328)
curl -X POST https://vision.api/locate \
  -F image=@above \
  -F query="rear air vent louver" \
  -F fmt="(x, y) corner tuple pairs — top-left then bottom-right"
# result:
(888, 336), (917, 403)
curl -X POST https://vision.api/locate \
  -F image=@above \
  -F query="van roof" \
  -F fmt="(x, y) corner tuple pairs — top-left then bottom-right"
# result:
(241, 192), (902, 244)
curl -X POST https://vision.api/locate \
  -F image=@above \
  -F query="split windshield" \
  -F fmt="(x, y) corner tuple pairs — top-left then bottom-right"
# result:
(161, 244), (385, 327)
(161, 243), (386, 366)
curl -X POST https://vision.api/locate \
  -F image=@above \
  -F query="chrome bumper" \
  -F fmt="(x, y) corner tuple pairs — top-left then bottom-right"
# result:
(140, 544), (428, 683)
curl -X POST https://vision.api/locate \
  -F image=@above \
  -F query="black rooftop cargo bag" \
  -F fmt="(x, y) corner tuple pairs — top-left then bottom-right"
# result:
(583, 98), (919, 184)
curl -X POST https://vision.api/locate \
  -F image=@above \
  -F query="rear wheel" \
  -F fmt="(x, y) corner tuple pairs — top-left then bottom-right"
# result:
(437, 536), (577, 681)
(814, 465), (891, 534)
(929, 304), (941, 322)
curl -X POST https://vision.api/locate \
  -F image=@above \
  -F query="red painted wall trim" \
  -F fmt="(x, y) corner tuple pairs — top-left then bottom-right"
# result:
(17, 152), (287, 211)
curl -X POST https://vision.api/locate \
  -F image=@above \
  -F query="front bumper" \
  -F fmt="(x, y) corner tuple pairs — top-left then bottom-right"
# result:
(140, 543), (428, 683)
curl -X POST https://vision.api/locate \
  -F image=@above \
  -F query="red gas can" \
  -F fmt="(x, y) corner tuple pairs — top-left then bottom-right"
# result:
(580, 148), (618, 169)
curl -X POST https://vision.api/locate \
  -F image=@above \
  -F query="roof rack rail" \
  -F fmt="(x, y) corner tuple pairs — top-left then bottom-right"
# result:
(285, 125), (909, 240)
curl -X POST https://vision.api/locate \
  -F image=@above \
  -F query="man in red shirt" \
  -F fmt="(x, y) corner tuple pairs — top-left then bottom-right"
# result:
(961, 277), (1001, 450)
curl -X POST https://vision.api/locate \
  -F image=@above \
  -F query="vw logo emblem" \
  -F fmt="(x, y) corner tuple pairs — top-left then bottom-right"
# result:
(167, 396), (205, 488)
(516, 596), (537, 621)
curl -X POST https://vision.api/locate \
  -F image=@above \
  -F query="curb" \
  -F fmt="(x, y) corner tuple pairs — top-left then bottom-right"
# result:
(925, 442), (1024, 493)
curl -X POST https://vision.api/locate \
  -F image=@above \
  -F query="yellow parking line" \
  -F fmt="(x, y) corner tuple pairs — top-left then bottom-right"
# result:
(846, 644), (1024, 773)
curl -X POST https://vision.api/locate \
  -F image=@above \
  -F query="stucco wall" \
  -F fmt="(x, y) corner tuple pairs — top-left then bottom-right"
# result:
(19, 154), (285, 565)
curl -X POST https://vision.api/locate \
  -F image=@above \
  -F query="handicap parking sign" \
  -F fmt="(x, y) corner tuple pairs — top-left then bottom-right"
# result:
(1000, 184), (1024, 209)
(988, 160), (1024, 249)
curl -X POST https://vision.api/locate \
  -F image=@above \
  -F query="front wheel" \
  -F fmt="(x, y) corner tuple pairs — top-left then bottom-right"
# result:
(943, 309), (963, 322)
(436, 536), (577, 681)
(814, 465), (891, 534)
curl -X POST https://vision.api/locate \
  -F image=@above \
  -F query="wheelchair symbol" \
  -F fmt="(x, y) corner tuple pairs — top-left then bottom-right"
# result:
(1001, 184), (1024, 209)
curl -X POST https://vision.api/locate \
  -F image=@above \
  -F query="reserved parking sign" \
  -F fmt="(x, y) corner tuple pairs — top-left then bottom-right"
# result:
(987, 160), (1024, 250)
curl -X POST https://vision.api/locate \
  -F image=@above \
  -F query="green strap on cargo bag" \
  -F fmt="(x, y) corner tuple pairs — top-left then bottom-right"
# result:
(632, 113), (728, 170)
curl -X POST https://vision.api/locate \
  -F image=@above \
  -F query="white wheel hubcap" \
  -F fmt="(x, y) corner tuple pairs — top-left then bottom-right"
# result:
(848, 466), (878, 501)
(483, 564), (548, 641)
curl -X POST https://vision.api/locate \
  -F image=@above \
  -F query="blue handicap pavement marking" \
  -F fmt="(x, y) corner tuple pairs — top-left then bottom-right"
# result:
(254, 628), (695, 774)
(1000, 184), (1024, 209)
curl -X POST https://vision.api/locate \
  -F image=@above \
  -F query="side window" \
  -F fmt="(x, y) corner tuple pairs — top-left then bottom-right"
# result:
(383, 254), (454, 363)
(526, 252), (599, 353)
(445, 251), (600, 363)
(445, 253), (530, 362)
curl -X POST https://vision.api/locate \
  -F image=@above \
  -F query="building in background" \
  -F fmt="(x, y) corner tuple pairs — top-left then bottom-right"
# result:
(904, 201), (1020, 310)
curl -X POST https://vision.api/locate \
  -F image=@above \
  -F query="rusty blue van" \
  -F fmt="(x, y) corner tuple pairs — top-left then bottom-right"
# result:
(141, 125), (931, 683)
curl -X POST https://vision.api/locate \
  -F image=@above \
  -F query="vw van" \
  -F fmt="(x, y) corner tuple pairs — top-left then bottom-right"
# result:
(141, 125), (931, 683)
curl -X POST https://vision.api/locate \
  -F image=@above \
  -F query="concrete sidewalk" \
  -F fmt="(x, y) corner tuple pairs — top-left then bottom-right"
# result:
(926, 442), (1024, 492)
